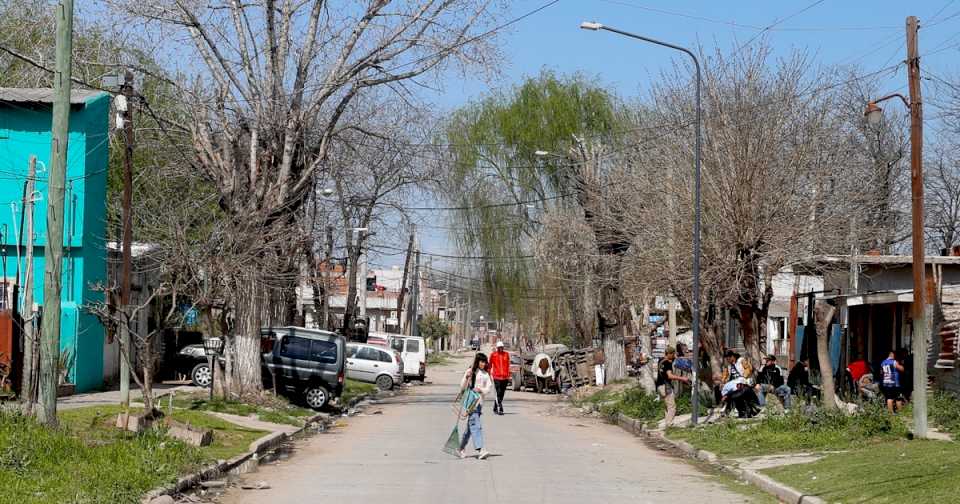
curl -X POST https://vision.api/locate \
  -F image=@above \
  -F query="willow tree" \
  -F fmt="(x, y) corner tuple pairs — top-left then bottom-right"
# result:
(444, 72), (637, 378)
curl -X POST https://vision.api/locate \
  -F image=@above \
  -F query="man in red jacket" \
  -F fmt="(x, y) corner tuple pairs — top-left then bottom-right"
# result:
(490, 341), (511, 415)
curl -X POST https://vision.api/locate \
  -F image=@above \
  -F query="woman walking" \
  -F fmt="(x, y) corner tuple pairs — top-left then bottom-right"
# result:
(458, 352), (493, 459)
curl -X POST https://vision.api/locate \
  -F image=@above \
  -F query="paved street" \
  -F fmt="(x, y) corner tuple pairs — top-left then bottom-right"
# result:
(219, 354), (747, 504)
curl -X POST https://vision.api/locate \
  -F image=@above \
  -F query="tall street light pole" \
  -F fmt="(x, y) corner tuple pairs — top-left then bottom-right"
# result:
(864, 15), (926, 438)
(580, 21), (703, 425)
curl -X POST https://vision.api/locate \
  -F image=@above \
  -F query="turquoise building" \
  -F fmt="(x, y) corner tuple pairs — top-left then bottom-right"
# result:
(0, 88), (110, 392)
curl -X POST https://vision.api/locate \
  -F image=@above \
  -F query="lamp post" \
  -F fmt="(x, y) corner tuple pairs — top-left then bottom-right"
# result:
(203, 337), (224, 401)
(581, 21), (703, 425)
(864, 16), (926, 438)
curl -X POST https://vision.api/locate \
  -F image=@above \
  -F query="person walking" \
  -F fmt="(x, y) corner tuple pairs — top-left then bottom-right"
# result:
(881, 351), (905, 414)
(656, 346), (690, 428)
(458, 353), (494, 459)
(490, 341), (511, 415)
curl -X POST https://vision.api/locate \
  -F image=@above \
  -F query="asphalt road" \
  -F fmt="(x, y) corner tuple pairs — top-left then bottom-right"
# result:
(219, 353), (748, 504)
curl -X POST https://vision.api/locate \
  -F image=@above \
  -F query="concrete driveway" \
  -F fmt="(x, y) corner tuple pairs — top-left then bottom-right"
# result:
(218, 353), (748, 504)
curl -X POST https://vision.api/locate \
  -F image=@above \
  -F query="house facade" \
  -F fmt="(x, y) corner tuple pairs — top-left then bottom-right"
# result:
(0, 88), (110, 392)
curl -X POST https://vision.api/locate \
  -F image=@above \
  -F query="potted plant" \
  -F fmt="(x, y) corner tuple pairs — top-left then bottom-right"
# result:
(56, 347), (76, 397)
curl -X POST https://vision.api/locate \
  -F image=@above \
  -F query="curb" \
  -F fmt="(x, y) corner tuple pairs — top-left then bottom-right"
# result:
(142, 389), (384, 503)
(615, 413), (824, 504)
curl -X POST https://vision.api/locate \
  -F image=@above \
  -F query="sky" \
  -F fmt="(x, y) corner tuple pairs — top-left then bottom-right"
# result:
(383, 0), (960, 272)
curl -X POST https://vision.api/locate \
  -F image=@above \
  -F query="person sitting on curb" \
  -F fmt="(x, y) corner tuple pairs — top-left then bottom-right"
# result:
(755, 354), (792, 410)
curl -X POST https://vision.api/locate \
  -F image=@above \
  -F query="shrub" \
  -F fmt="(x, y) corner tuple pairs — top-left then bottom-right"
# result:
(930, 390), (960, 435)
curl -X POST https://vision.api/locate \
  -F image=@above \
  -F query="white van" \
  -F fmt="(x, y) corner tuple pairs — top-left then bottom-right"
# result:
(370, 331), (427, 381)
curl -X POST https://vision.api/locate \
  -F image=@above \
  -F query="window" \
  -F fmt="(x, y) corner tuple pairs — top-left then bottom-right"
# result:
(346, 344), (358, 358)
(391, 339), (404, 353)
(378, 350), (393, 363)
(356, 347), (380, 361)
(406, 339), (420, 353)
(279, 336), (311, 360)
(310, 340), (338, 364)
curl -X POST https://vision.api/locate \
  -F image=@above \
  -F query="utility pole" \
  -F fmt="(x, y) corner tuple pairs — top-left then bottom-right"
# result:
(358, 229), (367, 323)
(38, 0), (74, 426)
(668, 296), (677, 348)
(119, 70), (135, 409)
(397, 230), (415, 333)
(321, 225), (333, 330)
(906, 15), (928, 438)
(411, 248), (421, 337)
(20, 156), (37, 415)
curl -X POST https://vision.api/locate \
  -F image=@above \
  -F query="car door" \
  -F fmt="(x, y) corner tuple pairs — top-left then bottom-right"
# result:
(351, 346), (382, 383)
(345, 344), (362, 381)
(275, 335), (313, 382)
(404, 338), (422, 376)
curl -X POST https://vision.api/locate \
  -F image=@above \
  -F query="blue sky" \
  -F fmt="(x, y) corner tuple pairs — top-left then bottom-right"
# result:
(388, 0), (960, 268)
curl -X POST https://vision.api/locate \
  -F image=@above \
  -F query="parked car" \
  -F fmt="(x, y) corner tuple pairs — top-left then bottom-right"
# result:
(509, 353), (523, 391)
(345, 343), (403, 391)
(176, 344), (213, 387)
(261, 327), (346, 410)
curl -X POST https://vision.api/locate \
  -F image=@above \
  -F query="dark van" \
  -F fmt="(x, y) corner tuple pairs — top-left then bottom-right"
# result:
(261, 327), (346, 410)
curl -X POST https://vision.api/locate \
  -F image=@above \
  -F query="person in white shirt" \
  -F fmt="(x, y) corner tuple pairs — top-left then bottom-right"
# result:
(458, 353), (493, 459)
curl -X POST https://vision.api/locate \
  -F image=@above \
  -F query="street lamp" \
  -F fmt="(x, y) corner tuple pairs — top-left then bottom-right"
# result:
(202, 337), (224, 401)
(863, 17), (925, 438)
(581, 20), (703, 425)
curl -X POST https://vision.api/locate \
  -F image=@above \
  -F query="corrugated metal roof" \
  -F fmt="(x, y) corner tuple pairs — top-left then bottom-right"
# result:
(0, 87), (106, 105)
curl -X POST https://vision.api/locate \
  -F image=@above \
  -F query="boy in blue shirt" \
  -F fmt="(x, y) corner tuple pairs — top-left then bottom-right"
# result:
(880, 351), (905, 413)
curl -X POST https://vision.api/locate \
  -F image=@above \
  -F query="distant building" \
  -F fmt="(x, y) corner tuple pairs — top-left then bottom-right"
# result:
(0, 88), (111, 392)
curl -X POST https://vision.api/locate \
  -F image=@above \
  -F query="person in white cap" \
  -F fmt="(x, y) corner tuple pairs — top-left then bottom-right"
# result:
(489, 341), (511, 415)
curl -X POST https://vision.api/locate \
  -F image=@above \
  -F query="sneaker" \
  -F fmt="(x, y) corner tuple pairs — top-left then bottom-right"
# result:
(457, 450), (465, 459)
(478, 450), (489, 460)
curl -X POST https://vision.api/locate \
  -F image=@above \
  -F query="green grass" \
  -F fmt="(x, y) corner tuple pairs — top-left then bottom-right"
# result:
(0, 410), (205, 504)
(930, 390), (960, 436)
(60, 405), (267, 461)
(667, 403), (909, 458)
(170, 392), (314, 427)
(427, 351), (454, 366)
(576, 385), (708, 426)
(341, 379), (378, 405)
(765, 440), (960, 502)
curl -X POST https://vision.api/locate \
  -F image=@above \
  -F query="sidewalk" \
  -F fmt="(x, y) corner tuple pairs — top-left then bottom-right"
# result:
(58, 383), (202, 410)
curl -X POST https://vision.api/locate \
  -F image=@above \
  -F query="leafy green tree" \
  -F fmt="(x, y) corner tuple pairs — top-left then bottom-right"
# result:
(418, 314), (450, 342)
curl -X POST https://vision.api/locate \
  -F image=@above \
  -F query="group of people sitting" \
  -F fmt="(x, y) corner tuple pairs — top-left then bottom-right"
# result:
(713, 351), (815, 418)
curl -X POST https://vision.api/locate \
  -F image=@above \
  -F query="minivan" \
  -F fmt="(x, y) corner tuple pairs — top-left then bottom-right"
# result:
(261, 327), (346, 410)
(386, 334), (427, 381)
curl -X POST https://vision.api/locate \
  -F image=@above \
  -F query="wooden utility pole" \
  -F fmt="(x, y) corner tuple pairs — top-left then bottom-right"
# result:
(906, 15), (928, 438)
(119, 70), (135, 409)
(410, 249), (421, 336)
(38, 0), (74, 426)
(396, 231), (415, 333)
(20, 156), (37, 415)
(322, 225), (333, 330)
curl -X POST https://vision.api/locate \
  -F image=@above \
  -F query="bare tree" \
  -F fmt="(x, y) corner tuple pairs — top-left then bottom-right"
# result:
(100, 0), (505, 393)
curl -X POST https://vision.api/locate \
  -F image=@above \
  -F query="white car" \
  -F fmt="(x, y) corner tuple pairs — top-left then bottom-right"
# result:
(345, 343), (404, 391)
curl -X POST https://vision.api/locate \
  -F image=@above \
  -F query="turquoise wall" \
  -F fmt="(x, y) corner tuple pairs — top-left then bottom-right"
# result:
(0, 92), (110, 392)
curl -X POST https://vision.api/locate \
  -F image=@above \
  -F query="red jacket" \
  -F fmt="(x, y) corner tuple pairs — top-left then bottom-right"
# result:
(490, 350), (511, 380)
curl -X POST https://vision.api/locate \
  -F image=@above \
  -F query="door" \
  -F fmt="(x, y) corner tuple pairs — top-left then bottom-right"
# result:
(276, 335), (313, 381)
(351, 346), (382, 382)
(404, 338), (422, 376)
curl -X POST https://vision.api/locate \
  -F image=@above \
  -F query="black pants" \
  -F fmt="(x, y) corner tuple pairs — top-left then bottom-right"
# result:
(494, 379), (509, 411)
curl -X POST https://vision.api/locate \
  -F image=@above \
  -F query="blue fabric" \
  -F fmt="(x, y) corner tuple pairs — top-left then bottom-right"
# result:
(830, 324), (842, 375)
(881, 358), (900, 387)
(796, 326), (805, 361)
(674, 358), (693, 371)
(460, 405), (484, 450)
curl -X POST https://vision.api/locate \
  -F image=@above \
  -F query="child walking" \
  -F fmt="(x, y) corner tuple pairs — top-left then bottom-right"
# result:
(458, 352), (493, 459)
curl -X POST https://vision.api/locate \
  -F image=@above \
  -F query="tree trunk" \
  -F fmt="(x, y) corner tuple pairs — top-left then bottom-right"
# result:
(229, 278), (266, 397)
(632, 303), (655, 394)
(814, 301), (837, 410)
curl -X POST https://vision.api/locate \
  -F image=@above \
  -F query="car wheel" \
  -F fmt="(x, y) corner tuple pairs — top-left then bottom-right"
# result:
(191, 363), (212, 388)
(304, 385), (330, 410)
(375, 374), (394, 391)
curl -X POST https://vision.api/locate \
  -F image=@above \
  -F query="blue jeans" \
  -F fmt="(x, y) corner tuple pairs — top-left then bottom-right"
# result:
(757, 384), (792, 409)
(460, 405), (484, 450)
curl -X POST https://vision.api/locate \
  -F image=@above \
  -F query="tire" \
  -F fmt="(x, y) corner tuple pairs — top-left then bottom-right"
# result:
(304, 384), (330, 410)
(190, 363), (212, 388)
(376, 374), (394, 391)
